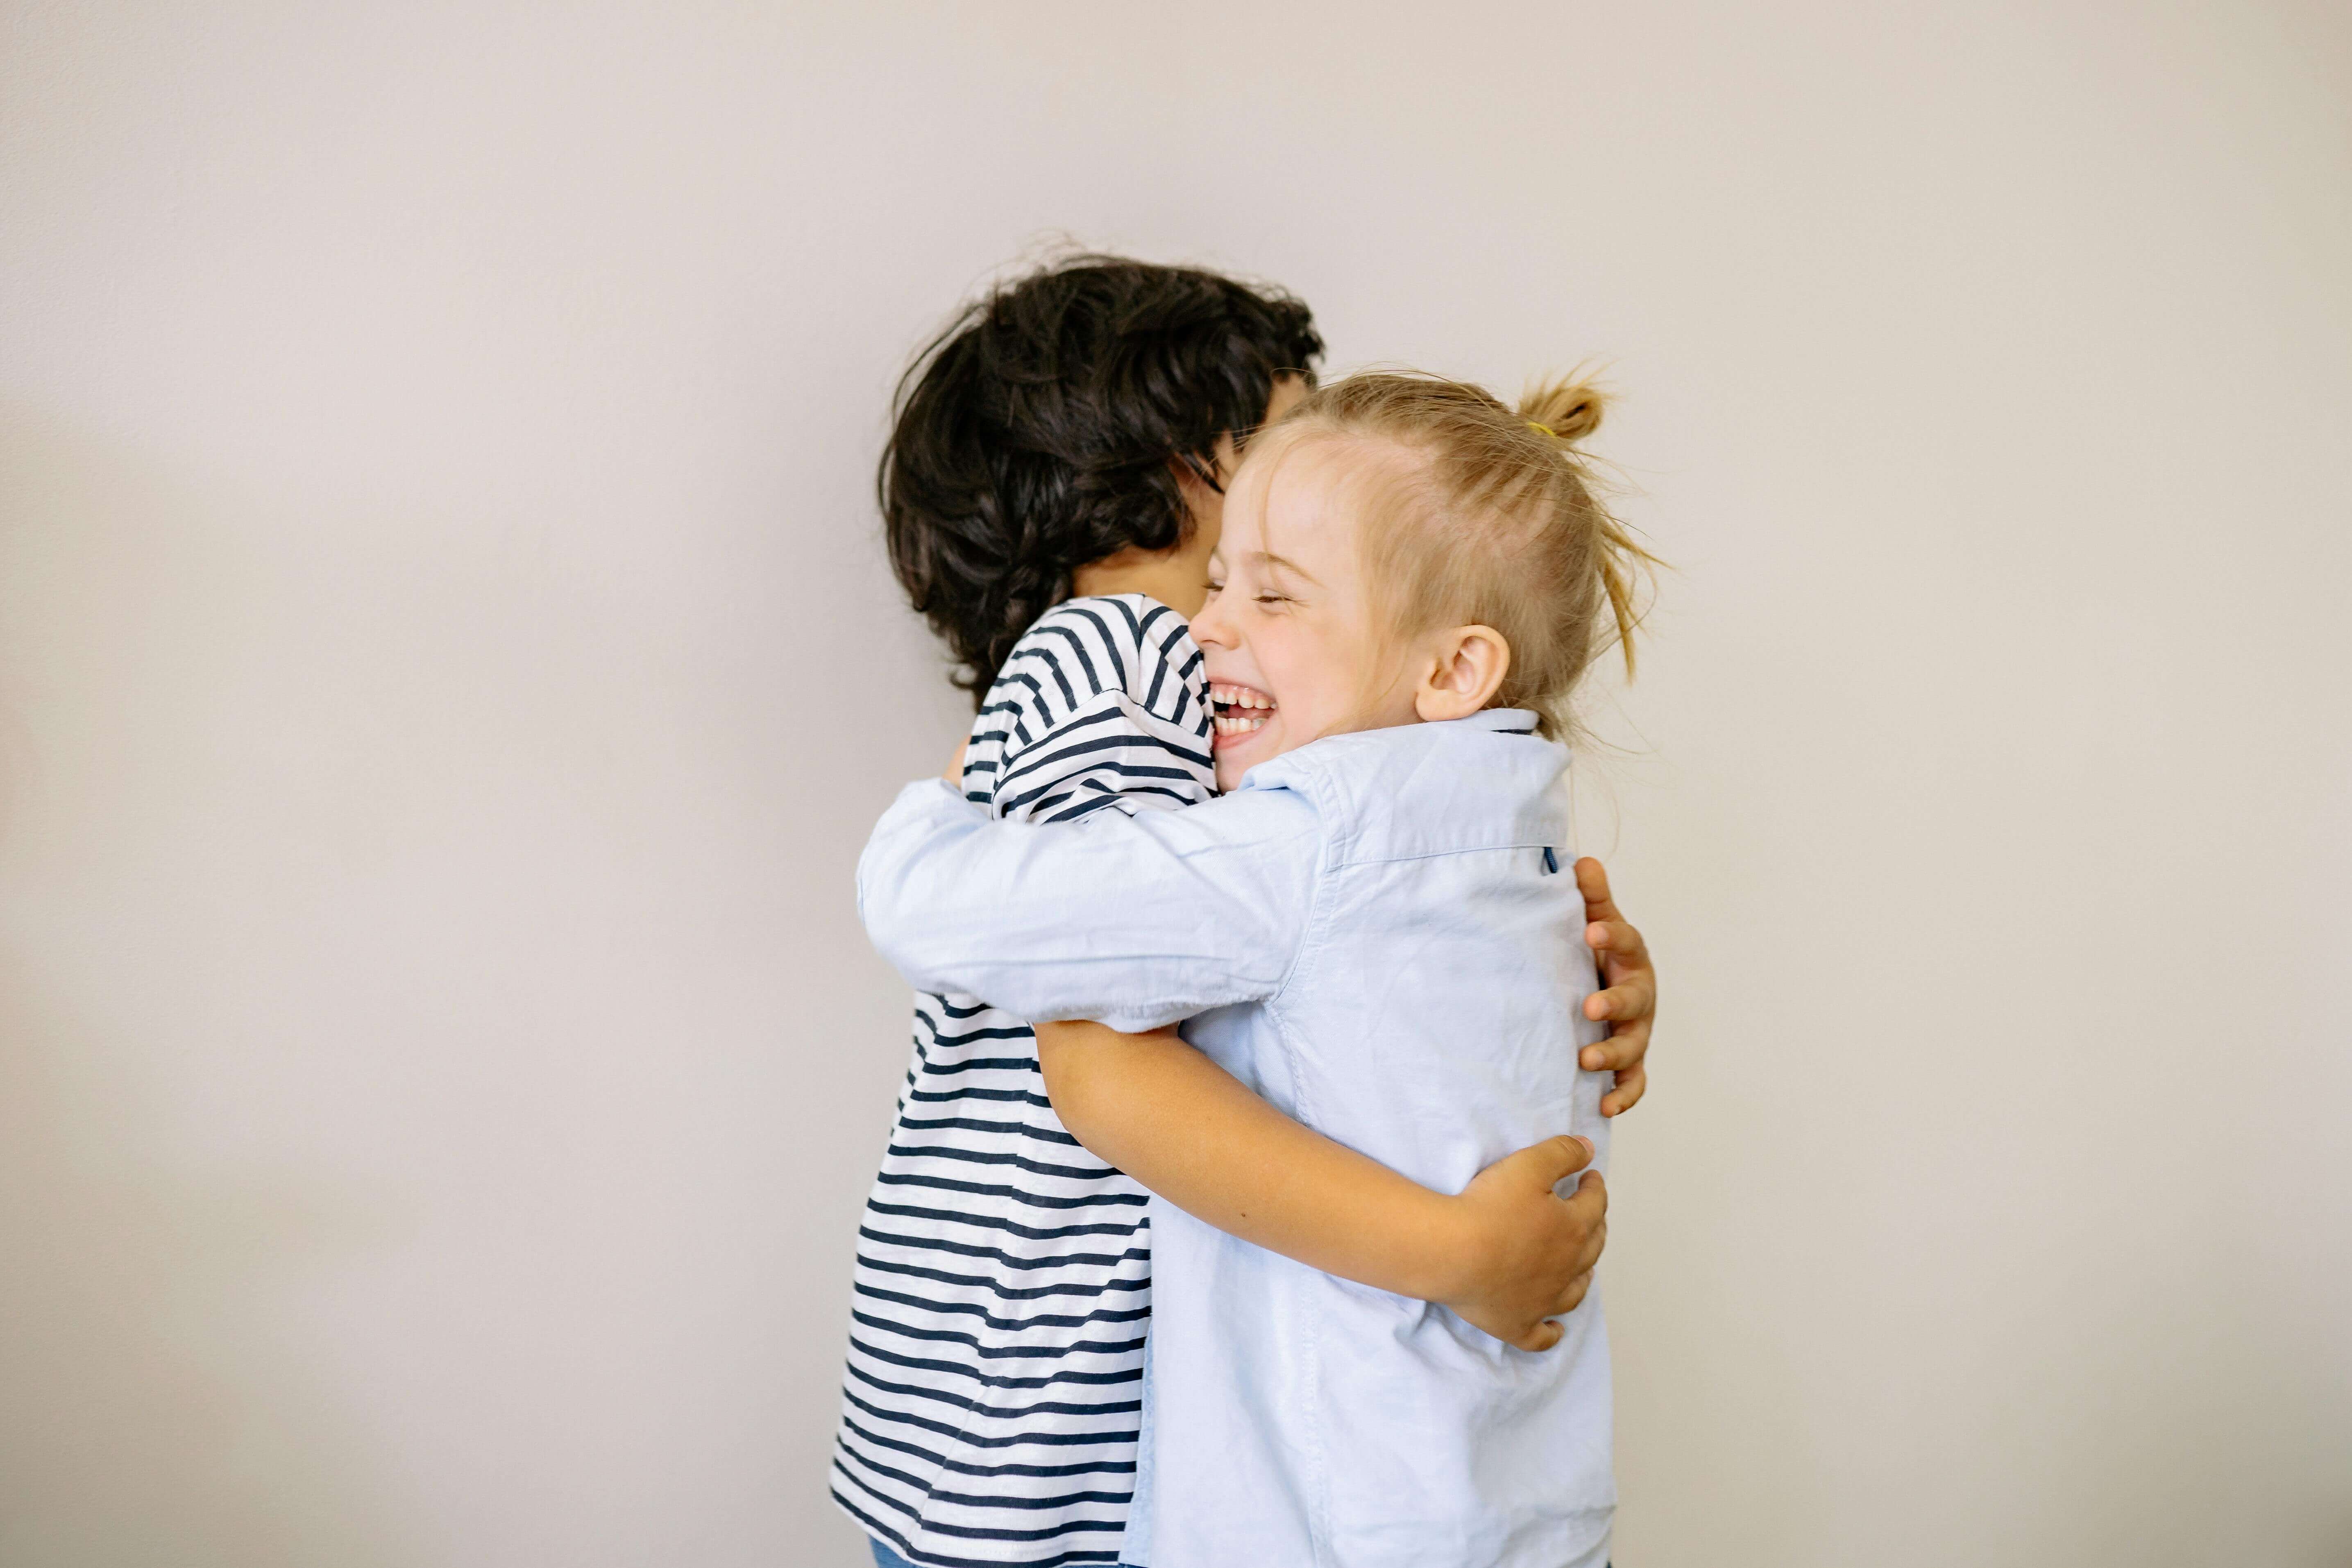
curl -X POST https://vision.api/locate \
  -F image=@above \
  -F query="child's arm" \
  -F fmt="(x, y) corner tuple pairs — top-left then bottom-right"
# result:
(859, 781), (1611, 1346)
(858, 777), (1316, 1033)
(1035, 1020), (1606, 1351)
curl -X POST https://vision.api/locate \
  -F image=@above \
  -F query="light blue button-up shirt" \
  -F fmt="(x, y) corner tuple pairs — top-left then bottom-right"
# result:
(859, 710), (1614, 1568)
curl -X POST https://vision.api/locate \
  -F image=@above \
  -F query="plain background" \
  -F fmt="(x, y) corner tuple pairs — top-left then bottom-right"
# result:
(4, 3), (2349, 1564)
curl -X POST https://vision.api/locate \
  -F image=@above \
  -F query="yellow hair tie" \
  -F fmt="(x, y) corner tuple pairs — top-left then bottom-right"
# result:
(1526, 421), (1557, 439)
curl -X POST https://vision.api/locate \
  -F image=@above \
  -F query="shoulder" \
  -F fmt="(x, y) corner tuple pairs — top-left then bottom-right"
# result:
(1005, 594), (1204, 714)
(984, 593), (1209, 756)
(1239, 713), (1568, 862)
(968, 595), (1214, 821)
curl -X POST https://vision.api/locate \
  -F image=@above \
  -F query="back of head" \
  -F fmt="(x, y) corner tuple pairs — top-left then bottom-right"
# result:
(1276, 370), (1654, 740)
(882, 256), (1323, 700)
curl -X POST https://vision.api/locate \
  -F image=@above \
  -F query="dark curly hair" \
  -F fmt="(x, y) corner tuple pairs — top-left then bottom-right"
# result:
(881, 256), (1323, 701)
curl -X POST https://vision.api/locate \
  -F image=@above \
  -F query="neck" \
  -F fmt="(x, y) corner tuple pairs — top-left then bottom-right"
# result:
(1071, 546), (1211, 617)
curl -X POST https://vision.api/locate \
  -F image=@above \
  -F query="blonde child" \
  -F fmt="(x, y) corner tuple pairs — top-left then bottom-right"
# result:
(861, 370), (1649, 1568)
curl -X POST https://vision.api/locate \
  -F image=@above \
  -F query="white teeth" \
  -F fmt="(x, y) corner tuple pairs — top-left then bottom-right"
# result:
(1211, 685), (1275, 717)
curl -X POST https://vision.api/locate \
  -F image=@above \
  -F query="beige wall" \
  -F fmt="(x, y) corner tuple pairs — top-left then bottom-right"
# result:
(4, 4), (2347, 1564)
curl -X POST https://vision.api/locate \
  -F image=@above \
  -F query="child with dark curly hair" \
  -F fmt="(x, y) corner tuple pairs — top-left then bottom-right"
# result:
(832, 258), (1659, 1568)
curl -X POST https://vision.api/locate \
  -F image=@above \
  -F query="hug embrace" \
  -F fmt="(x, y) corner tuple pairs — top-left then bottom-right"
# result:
(833, 258), (1663, 1568)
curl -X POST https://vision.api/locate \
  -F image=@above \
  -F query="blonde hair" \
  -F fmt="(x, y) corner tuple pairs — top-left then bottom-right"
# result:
(1260, 369), (1657, 740)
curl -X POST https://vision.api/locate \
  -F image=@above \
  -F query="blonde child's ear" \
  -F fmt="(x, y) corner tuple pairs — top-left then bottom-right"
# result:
(1414, 626), (1511, 723)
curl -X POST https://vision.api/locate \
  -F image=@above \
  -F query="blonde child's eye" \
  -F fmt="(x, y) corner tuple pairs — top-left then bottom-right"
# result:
(1255, 592), (1289, 606)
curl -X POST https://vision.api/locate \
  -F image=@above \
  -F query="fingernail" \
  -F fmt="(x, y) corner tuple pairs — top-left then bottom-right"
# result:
(1574, 1136), (1594, 1156)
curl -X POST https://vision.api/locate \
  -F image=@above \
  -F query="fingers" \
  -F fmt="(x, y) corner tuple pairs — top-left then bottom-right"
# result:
(1580, 961), (1652, 1070)
(1559, 1166), (1608, 1223)
(1578, 1015), (1651, 1072)
(1583, 917), (1652, 981)
(1513, 1318), (1565, 1353)
(1573, 1210), (1608, 1279)
(1501, 1132), (1595, 1189)
(1583, 968), (1655, 1026)
(1599, 1062), (1648, 1116)
(1580, 911), (1656, 1109)
(1510, 1278), (1594, 1352)
(1551, 1170), (1608, 1279)
(1539, 1194), (1608, 1332)
(1571, 856), (1620, 925)
(1581, 1005), (1651, 1069)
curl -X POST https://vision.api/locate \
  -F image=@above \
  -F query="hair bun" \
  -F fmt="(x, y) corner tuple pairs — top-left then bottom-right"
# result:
(1517, 378), (1607, 444)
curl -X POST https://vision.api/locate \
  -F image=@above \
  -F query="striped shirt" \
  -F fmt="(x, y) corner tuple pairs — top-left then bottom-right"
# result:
(832, 594), (1216, 1568)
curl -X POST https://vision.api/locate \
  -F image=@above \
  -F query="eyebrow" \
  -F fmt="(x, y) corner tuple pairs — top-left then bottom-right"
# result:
(1245, 550), (1322, 587)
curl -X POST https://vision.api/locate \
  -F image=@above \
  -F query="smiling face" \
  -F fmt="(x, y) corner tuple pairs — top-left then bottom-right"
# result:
(1191, 432), (1426, 790)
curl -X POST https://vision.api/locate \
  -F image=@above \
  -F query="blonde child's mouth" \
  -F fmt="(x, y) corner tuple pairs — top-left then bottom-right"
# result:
(1209, 682), (1277, 742)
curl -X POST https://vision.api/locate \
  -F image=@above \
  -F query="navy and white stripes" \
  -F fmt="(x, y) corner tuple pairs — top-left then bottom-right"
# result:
(832, 595), (1215, 1567)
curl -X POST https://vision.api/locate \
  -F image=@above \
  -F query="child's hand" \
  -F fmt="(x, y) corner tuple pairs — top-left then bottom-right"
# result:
(1574, 857), (1655, 1116)
(1442, 1135), (1608, 1351)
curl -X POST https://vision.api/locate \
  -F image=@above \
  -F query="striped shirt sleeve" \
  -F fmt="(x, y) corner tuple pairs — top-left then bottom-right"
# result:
(959, 593), (1216, 826)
